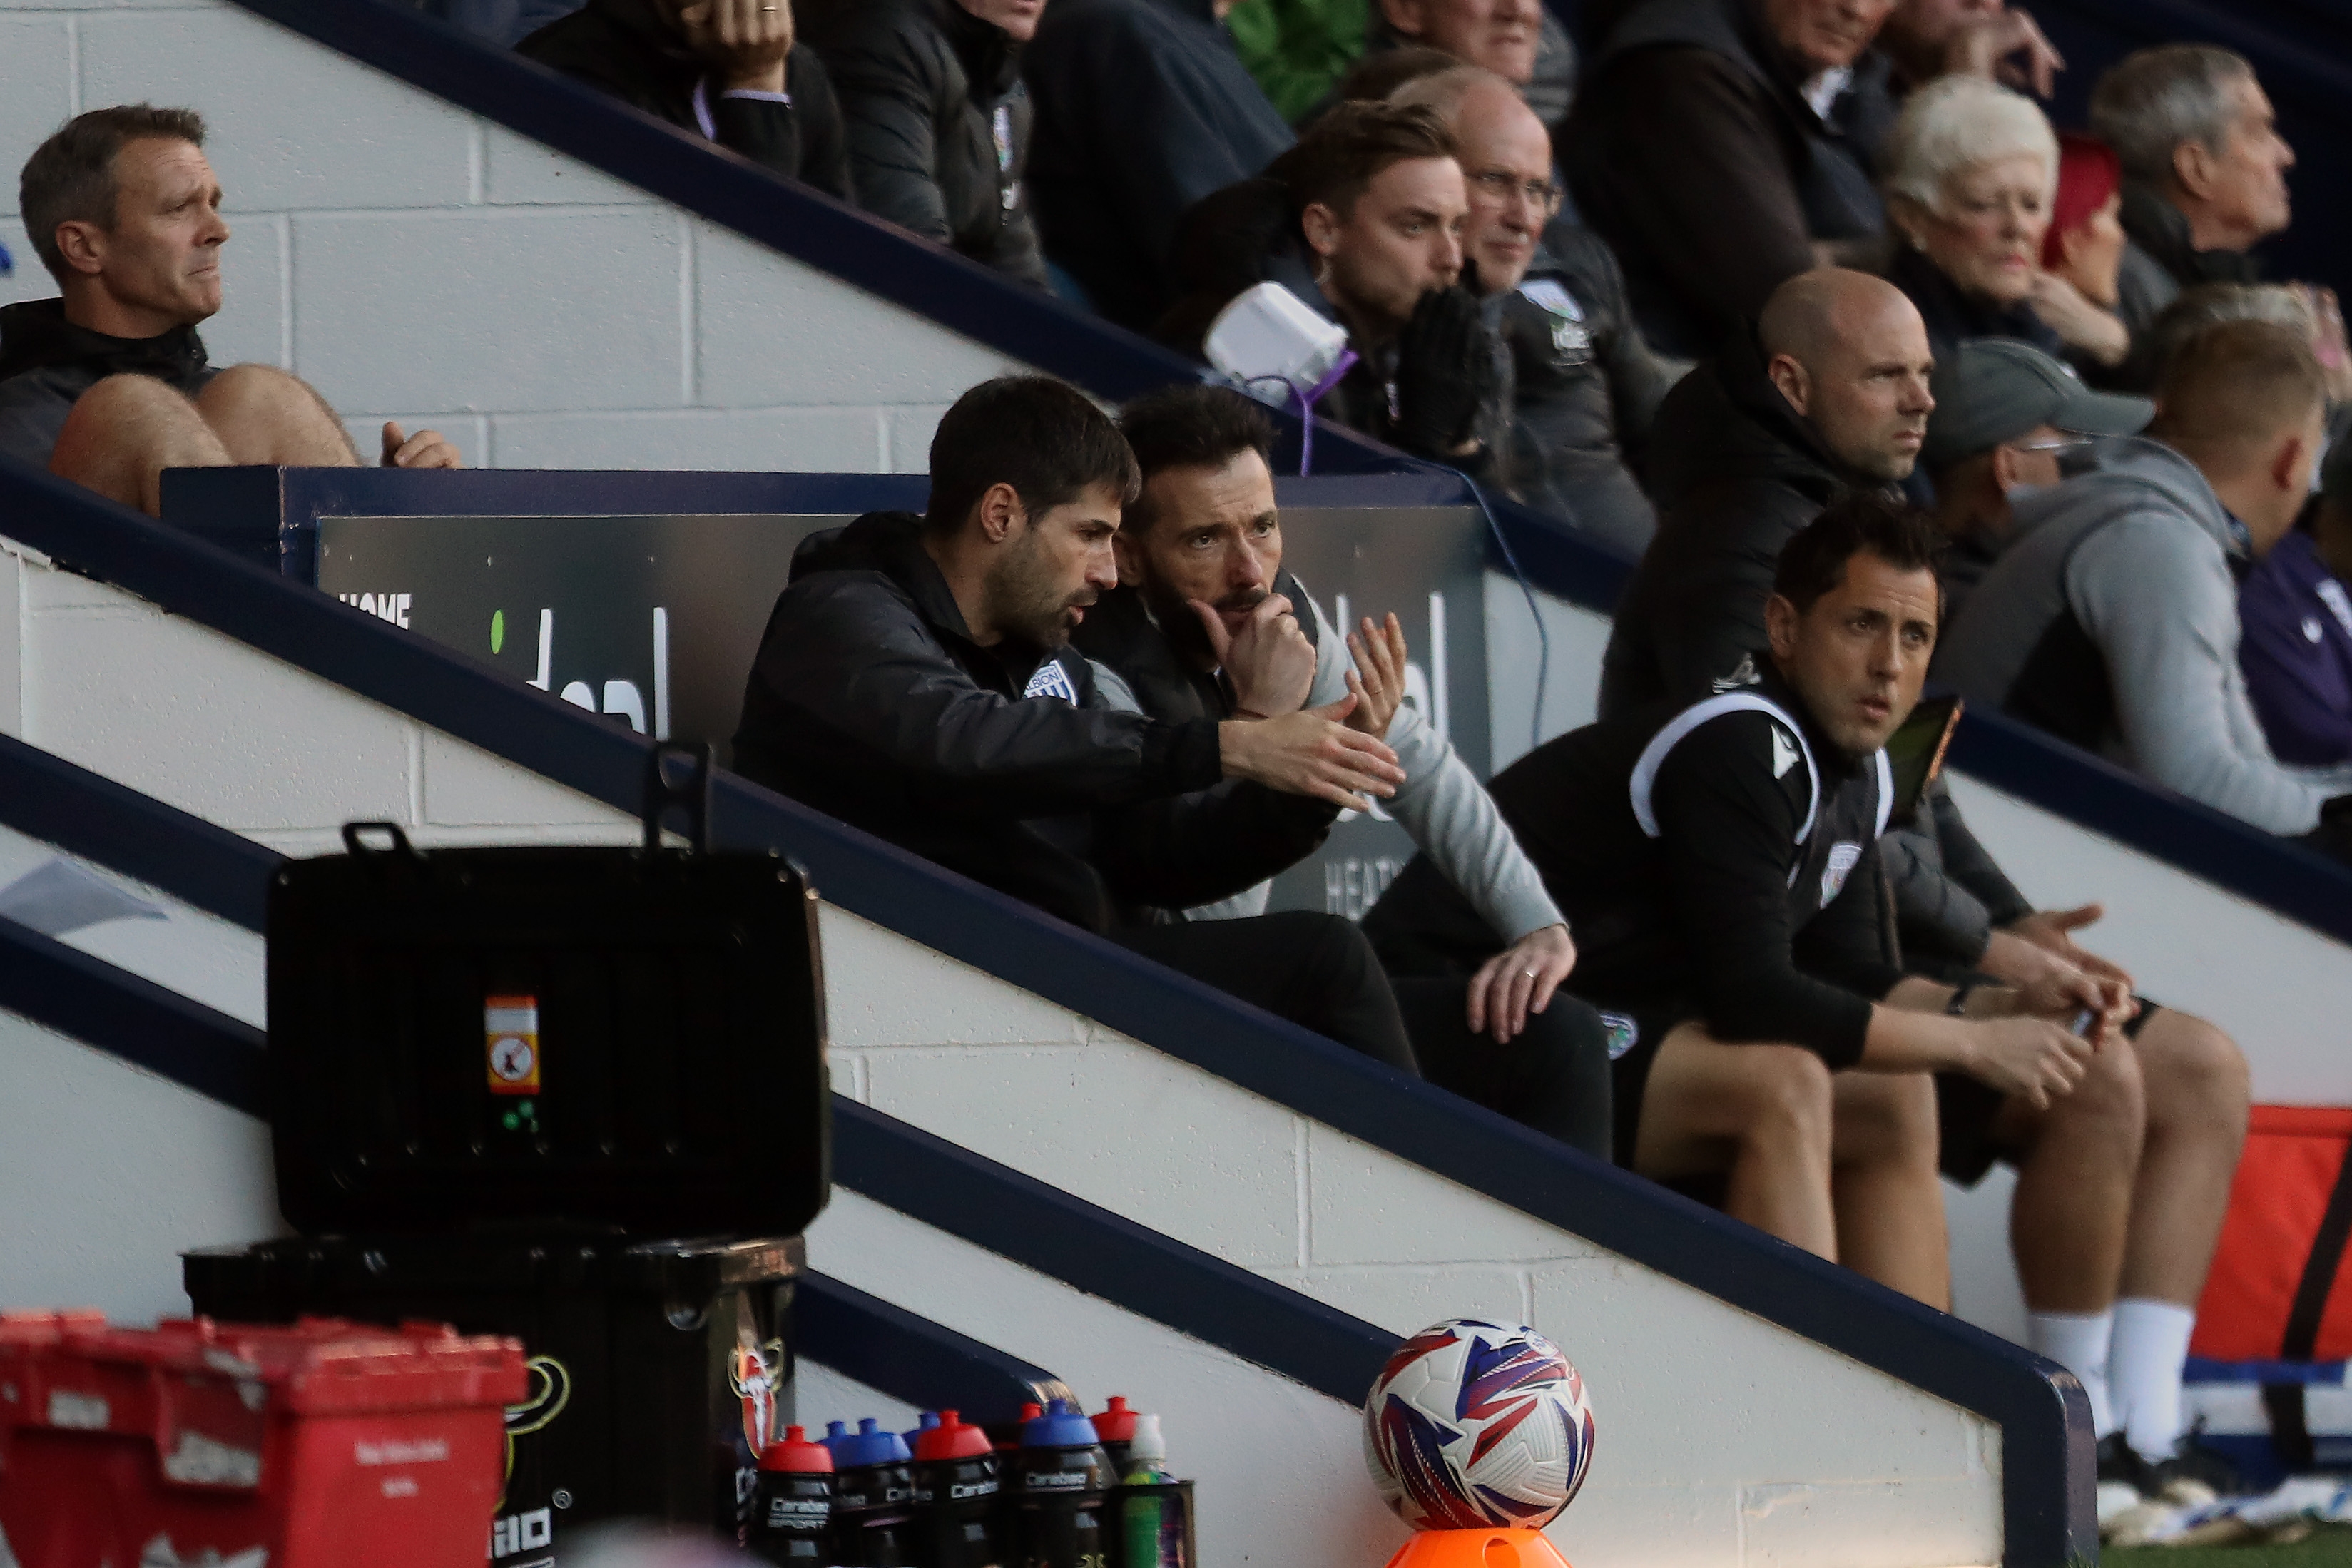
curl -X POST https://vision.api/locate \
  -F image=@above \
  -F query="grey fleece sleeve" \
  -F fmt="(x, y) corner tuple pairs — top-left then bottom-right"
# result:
(1300, 596), (1563, 940)
(2070, 515), (2352, 833)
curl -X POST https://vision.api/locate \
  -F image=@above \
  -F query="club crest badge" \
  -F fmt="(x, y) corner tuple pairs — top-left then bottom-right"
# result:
(1023, 661), (1079, 704)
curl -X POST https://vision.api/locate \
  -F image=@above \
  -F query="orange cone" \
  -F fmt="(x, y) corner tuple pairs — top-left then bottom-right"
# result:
(1381, 1528), (1573, 1568)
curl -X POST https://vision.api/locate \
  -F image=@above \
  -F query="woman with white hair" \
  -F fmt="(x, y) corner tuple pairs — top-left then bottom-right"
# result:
(1880, 76), (2132, 370)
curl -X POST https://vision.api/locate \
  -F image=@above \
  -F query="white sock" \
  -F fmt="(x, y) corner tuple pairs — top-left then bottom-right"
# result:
(2112, 1298), (2197, 1462)
(2028, 1310), (2117, 1437)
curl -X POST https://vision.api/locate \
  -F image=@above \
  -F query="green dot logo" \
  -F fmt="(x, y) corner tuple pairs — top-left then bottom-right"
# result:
(491, 609), (505, 654)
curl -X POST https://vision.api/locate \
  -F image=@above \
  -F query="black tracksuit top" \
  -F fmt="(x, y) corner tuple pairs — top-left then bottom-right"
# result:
(1370, 663), (1903, 1066)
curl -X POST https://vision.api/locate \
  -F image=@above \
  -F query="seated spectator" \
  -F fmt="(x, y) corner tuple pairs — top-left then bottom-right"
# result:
(1916, 337), (2152, 617)
(1367, 497), (2125, 1303)
(1074, 383), (1614, 1157)
(2239, 437), (2352, 768)
(1599, 268), (1933, 716)
(519, 0), (852, 199)
(1, 107), (460, 515)
(1354, 0), (1574, 134)
(1937, 320), (2352, 849)
(799, 0), (1047, 287)
(2089, 46), (2293, 337)
(1879, 76), (2127, 371)
(732, 374), (1432, 1062)
(1395, 66), (1677, 556)
(1877, 0), (2062, 96)
(2133, 281), (2352, 413)
(1024, 0), (1295, 330)
(1564, 0), (1900, 357)
(2040, 131), (2128, 350)
(1160, 102), (1507, 472)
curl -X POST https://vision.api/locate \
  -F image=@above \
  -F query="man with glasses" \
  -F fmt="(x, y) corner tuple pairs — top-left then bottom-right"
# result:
(1916, 337), (2154, 621)
(1394, 66), (1680, 556)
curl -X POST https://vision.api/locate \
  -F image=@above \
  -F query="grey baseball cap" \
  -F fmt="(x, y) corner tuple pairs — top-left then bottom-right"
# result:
(1920, 338), (2154, 473)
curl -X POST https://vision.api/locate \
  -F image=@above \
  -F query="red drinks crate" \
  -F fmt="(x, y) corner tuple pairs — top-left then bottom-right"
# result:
(0, 1312), (526, 1568)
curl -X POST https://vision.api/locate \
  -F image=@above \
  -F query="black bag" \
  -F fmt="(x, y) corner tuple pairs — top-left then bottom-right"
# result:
(266, 743), (829, 1238)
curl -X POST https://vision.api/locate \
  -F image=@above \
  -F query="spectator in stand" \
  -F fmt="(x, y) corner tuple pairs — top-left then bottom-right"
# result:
(1159, 101), (1509, 474)
(2241, 439), (2352, 768)
(1075, 384), (1615, 1159)
(1564, 0), (1902, 357)
(1352, 0), (1576, 135)
(2133, 282), (2352, 414)
(1023, 0), (1295, 330)
(2040, 132), (2129, 350)
(2089, 46), (2294, 337)
(518, 0), (852, 199)
(1917, 337), (2152, 617)
(799, 0), (1047, 286)
(1393, 65), (1676, 555)
(1599, 268), (1933, 715)
(1938, 320), (2352, 851)
(1878, 76), (2129, 372)
(732, 375), (1427, 1059)
(0, 107), (460, 515)
(1875, 0), (2062, 96)
(1368, 497), (2129, 1305)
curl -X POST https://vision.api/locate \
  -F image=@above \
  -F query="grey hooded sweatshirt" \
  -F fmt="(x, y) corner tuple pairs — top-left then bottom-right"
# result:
(1936, 437), (2352, 835)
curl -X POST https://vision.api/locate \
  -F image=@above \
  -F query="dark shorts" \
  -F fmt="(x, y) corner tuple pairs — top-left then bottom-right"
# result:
(1589, 1004), (1691, 1171)
(1937, 994), (2161, 1186)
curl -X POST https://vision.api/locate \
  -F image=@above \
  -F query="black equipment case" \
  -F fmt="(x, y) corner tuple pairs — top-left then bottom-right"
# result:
(263, 743), (831, 1238)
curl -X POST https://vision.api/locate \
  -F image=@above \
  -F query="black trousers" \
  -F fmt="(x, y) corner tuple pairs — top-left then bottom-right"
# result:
(1113, 912), (1418, 1073)
(1395, 979), (1614, 1161)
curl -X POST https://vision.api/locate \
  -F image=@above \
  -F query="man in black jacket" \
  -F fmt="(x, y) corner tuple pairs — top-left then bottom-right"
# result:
(800, 0), (1048, 285)
(2, 106), (460, 514)
(1024, 0), (1295, 330)
(519, 0), (853, 200)
(1368, 497), (2122, 1301)
(734, 374), (1425, 1064)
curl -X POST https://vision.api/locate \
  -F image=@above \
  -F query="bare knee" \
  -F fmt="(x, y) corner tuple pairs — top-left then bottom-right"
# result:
(1835, 1073), (1940, 1169)
(2136, 1011), (2249, 1139)
(2047, 1037), (2147, 1153)
(48, 375), (228, 513)
(1737, 1046), (1835, 1152)
(196, 364), (357, 466)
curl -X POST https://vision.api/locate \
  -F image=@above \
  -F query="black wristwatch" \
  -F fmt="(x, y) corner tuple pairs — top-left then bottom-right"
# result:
(1945, 982), (1981, 1018)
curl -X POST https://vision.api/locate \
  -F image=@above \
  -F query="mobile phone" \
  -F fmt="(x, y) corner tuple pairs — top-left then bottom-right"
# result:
(1884, 695), (1963, 826)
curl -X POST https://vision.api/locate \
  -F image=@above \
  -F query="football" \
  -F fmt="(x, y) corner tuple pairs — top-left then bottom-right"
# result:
(1362, 1317), (1597, 1531)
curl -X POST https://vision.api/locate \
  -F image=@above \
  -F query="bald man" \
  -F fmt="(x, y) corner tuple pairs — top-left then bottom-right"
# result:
(1599, 268), (1933, 716)
(1396, 66), (1677, 557)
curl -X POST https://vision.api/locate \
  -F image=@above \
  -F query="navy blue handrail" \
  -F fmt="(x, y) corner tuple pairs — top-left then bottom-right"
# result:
(0, 452), (2087, 1561)
(795, 1269), (1071, 1427)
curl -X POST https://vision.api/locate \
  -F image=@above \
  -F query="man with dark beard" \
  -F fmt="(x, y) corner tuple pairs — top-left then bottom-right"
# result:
(733, 374), (1431, 1065)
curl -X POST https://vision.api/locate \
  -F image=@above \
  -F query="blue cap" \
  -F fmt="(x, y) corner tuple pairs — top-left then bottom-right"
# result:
(1022, 1398), (1103, 1447)
(836, 1415), (914, 1468)
(823, 1419), (852, 1457)
(903, 1410), (940, 1447)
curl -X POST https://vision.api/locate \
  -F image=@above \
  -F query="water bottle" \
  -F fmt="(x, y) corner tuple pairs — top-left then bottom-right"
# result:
(914, 1407), (1007, 1568)
(750, 1425), (837, 1564)
(1088, 1397), (1138, 1474)
(905, 1410), (942, 1450)
(832, 1417), (920, 1567)
(1120, 1414), (1176, 1568)
(1011, 1398), (1114, 1568)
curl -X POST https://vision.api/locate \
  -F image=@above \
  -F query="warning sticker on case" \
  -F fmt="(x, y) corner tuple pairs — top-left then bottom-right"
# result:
(485, 995), (541, 1095)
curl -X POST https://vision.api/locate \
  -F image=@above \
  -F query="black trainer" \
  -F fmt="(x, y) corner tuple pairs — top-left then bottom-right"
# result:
(2096, 1433), (2152, 1496)
(2142, 1431), (2245, 1502)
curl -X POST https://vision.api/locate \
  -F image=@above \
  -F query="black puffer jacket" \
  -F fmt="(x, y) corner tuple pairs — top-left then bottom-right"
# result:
(0, 298), (216, 467)
(799, 0), (1047, 285)
(730, 511), (1332, 931)
(1597, 325), (1884, 716)
(518, 0), (852, 199)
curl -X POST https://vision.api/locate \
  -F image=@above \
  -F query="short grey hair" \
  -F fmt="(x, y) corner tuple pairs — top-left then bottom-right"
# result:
(1388, 63), (1512, 119)
(2142, 282), (2309, 384)
(1880, 75), (2056, 215)
(2089, 44), (2256, 187)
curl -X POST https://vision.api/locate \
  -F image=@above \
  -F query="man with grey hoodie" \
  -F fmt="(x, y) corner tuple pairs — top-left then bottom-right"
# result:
(1938, 318), (2352, 847)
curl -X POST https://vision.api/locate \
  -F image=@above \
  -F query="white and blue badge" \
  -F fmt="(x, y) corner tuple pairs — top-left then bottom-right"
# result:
(1599, 1012), (1640, 1061)
(993, 104), (1018, 210)
(1023, 660), (1079, 704)
(1518, 278), (1592, 362)
(1819, 841), (1863, 907)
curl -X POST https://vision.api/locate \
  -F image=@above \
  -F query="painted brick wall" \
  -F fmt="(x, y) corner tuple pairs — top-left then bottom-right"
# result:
(0, 0), (1025, 472)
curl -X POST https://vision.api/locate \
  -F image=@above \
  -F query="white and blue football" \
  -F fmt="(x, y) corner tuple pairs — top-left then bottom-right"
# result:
(1362, 1317), (1596, 1531)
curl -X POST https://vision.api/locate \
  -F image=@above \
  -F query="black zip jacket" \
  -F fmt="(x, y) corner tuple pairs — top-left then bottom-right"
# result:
(519, 0), (852, 200)
(1366, 663), (1903, 1065)
(0, 298), (216, 467)
(730, 511), (1333, 931)
(799, 0), (1047, 285)
(1598, 323), (1884, 717)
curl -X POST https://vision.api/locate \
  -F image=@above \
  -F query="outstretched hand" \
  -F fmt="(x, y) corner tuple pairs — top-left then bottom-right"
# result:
(1343, 613), (1408, 738)
(381, 422), (462, 469)
(2005, 903), (2134, 993)
(1218, 693), (1405, 812)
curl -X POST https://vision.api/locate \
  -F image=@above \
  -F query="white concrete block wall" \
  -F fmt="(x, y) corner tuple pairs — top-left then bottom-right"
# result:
(0, 0), (1027, 473)
(0, 541), (2008, 1564)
